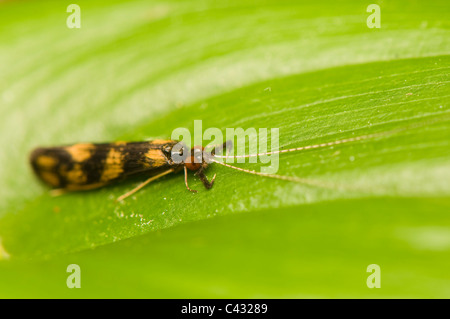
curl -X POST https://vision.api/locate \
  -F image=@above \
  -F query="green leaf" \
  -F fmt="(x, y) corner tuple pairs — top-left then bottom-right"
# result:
(0, 0), (449, 298)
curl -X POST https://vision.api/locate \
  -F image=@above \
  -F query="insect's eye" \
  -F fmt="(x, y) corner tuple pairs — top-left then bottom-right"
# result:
(173, 148), (183, 157)
(170, 143), (188, 164)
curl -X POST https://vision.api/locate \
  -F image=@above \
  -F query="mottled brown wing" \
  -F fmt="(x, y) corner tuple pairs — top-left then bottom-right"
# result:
(30, 140), (178, 191)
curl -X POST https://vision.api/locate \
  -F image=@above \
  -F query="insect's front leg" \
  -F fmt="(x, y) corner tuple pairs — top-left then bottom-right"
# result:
(195, 168), (216, 189)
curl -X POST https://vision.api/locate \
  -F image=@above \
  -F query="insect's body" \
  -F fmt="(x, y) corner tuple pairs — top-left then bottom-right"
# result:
(30, 140), (194, 193)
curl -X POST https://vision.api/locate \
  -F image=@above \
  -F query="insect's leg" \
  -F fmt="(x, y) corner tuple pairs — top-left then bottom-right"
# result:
(184, 166), (198, 193)
(195, 168), (216, 189)
(116, 169), (175, 202)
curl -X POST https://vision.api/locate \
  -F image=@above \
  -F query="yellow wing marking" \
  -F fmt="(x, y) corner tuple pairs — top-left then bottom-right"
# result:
(35, 155), (58, 168)
(148, 139), (173, 145)
(64, 143), (95, 162)
(100, 147), (124, 182)
(39, 171), (60, 187)
(64, 163), (88, 184)
(145, 148), (167, 167)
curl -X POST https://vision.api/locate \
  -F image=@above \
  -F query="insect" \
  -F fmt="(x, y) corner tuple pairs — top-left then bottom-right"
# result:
(30, 140), (226, 202)
(29, 116), (443, 201)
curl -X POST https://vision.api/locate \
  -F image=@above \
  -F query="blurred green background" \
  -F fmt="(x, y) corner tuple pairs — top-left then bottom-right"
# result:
(0, 0), (449, 298)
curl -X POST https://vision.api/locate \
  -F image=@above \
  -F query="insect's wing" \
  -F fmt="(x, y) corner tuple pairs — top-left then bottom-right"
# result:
(30, 141), (177, 191)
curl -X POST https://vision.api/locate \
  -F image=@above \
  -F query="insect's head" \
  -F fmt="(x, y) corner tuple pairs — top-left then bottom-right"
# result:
(185, 145), (212, 171)
(170, 143), (212, 171)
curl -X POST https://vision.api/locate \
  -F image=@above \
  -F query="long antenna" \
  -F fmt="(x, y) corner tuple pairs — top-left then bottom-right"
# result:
(213, 114), (449, 159)
(213, 131), (385, 159)
(210, 114), (450, 192)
